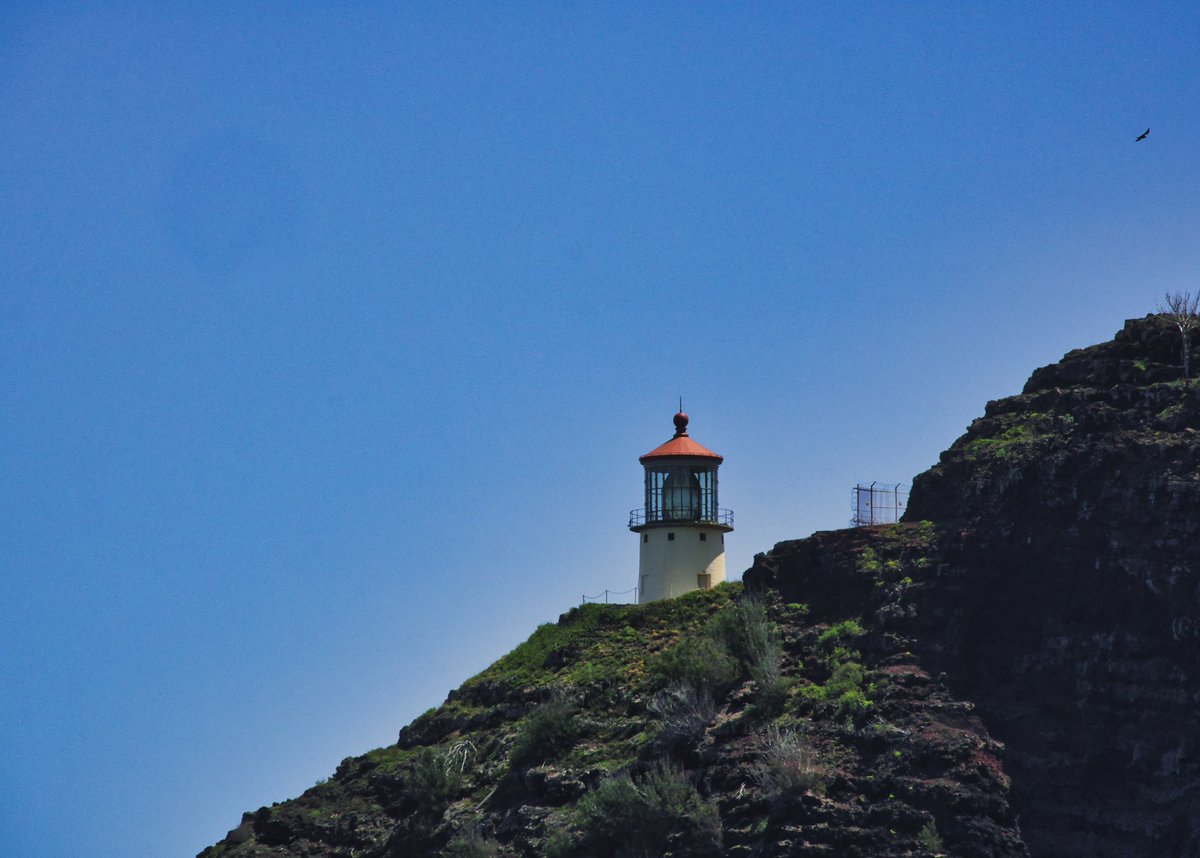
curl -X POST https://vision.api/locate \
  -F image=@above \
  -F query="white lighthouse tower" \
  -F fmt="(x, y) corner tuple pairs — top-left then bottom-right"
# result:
(629, 411), (733, 603)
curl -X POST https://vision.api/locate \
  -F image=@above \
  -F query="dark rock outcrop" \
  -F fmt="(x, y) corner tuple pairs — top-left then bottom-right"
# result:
(899, 314), (1200, 856)
(755, 314), (1200, 856)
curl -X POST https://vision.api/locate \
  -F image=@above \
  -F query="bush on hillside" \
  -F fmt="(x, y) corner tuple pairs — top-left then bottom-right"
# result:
(388, 745), (469, 853)
(650, 633), (740, 693)
(751, 726), (827, 800)
(817, 619), (866, 655)
(442, 827), (502, 858)
(647, 681), (716, 749)
(797, 652), (874, 724)
(917, 820), (946, 854)
(571, 762), (722, 857)
(406, 746), (464, 806)
(705, 595), (786, 706)
(510, 693), (579, 769)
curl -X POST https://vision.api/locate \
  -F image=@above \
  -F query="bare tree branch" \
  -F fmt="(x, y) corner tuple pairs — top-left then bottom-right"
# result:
(1158, 291), (1200, 382)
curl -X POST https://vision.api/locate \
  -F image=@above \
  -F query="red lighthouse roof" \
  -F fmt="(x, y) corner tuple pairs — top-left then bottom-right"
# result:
(640, 412), (724, 463)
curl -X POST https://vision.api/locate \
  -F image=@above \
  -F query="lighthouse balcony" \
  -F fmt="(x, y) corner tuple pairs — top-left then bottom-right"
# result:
(628, 507), (734, 530)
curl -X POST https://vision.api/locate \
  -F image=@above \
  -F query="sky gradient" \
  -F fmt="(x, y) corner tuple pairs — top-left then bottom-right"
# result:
(3, 4), (1198, 856)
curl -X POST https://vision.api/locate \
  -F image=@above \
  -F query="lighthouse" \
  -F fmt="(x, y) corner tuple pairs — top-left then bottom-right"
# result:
(629, 411), (733, 603)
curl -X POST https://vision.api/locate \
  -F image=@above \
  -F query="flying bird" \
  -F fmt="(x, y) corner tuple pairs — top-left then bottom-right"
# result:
(1135, 128), (1150, 142)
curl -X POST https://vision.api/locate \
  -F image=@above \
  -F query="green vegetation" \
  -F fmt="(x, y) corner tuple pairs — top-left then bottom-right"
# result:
(880, 519), (937, 545)
(362, 742), (476, 853)
(469, 584), (739, 693)
(443, 828), (502, 857)
(917, 820), (945, 853)
(510, 694), (579, 769)
(856, 547), (882, 574)
(799, 618), (874, 723)
(559, 716), (648, 774)
(203, 518), (1029, 858)
(962, 409), (1082, 461)
(649, 632), (739, 693)
(647, 682), (716, 749)
(752, 726), (827, 799)
(408, 746), (464, 806)
(817, 619), (866, 653)
(564, 763), (722, 857)
(543, 825), (576, 858)
(645, 591), (787, 718)
(966, 422), (1041, 457)
(816, 662), (873, 721)
(1157, 399), (1187, 424)
(706, 595), (785, 690)
(360, 742), (423, 779)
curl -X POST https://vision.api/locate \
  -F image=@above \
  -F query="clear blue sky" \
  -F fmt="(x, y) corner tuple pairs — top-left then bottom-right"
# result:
(2, 3), (1196, 855)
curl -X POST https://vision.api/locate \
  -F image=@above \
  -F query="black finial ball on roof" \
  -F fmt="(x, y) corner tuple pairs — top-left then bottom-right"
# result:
(673, 411), (689, 436)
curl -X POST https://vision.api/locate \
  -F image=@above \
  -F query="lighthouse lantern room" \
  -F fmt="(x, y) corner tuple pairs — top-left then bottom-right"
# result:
(629, 411), (733, 603)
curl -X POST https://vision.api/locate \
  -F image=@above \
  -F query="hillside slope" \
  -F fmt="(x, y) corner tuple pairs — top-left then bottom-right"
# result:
(202, 315), (1200, 857)
(202, 572), (1026, 858)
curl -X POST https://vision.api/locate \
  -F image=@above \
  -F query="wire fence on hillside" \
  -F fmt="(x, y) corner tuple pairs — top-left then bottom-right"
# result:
(581, 586), (639, 605)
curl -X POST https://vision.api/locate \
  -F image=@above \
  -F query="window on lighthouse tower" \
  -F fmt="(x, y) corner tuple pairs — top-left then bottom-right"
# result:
(662, 466), (701, 521)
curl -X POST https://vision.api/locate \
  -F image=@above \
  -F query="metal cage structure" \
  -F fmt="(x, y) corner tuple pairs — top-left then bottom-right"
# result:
(851, 482), (909, 527)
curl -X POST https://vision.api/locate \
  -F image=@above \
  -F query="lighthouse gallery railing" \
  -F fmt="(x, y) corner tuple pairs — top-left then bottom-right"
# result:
(628, 507), (734, 528)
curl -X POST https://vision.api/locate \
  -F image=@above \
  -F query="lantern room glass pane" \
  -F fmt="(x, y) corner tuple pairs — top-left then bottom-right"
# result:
(643, 463), (718, 524)
(663, 466), (699, 520)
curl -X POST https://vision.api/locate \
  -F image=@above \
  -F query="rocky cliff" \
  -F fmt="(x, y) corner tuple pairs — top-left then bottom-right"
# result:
(201, 315), (1200, 857)
(903, 313), (1200, 855)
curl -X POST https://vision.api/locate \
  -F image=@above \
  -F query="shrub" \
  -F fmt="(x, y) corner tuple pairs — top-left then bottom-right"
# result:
(392, 747), (466, 854)
(704, 595), (783, 700)
(751, 726), (827, 799)
(647, 681), (716, 748)
(575, 774), (642, 847)
(797, 658), (874, 725)
(816, 619), (866, 653)
(650, 633), (739, 693)
(705, 597), (778, 671)
(510, 693), (578, 769)
(442, 828), (501, 857)
(748, 676), (794, 718)
(825, 659), (866, 697)
(856, 548), (882, 574)
(650, 596), (785, 708)
(444, 739), (478, 774)
(917, 820), (945, 854)
(834, 687), (872, 722)
(574, 763), (722, 857)
(407, 746), (463, 806)
(543, 824), (576, 858)
(826, 660), (872, 721)
(801, 620), (874, 724)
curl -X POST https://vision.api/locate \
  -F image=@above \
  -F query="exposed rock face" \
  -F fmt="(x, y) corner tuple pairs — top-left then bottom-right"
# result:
(201, 316), (1200, 857)
(758, 316), (1200, 856)
(898, 314), (1200, 856)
